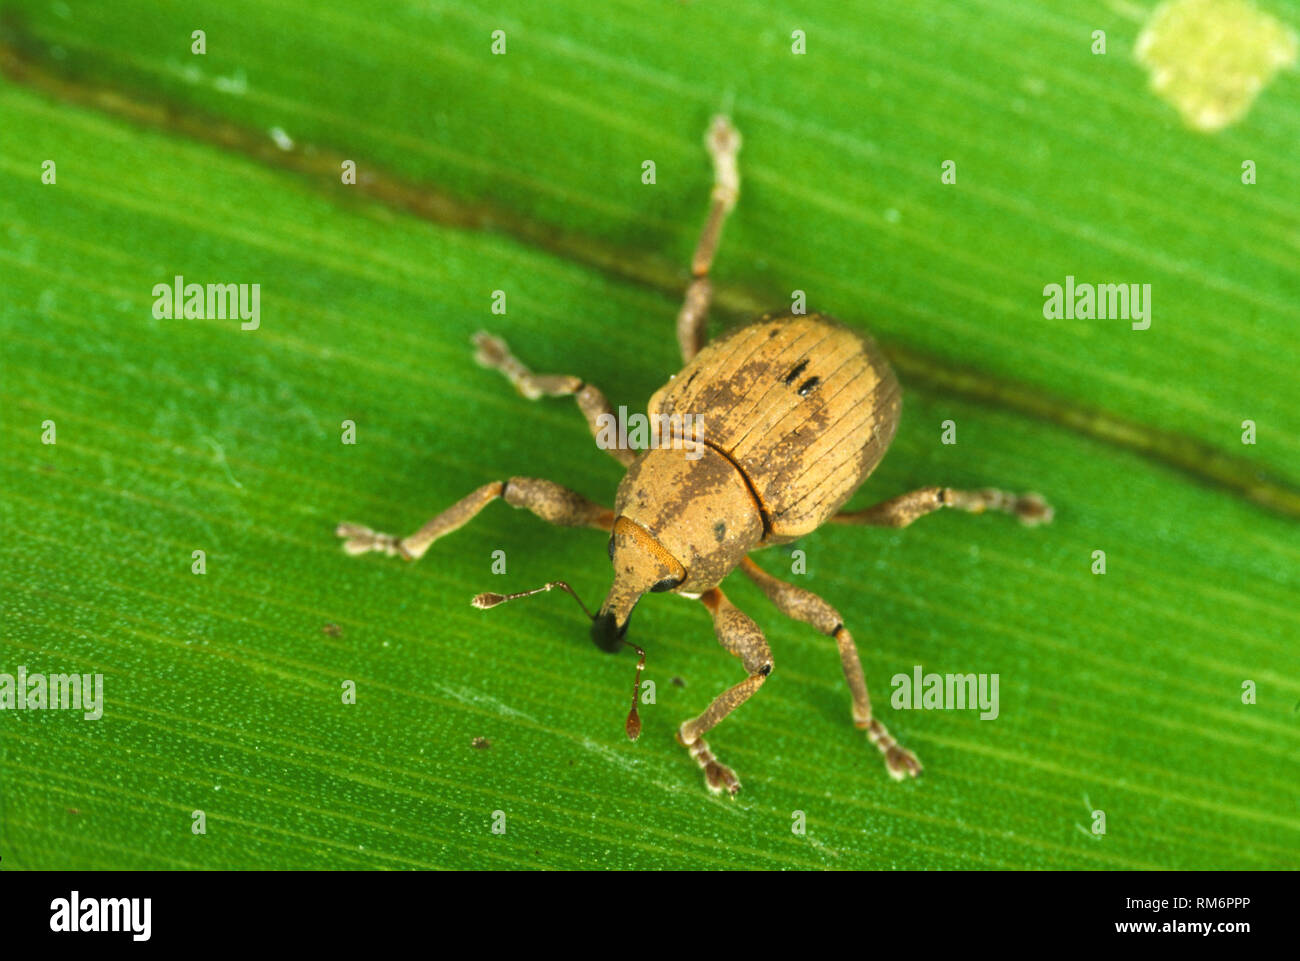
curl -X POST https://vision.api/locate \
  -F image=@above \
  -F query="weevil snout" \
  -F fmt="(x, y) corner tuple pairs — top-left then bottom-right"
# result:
(589, 609), (630, 652)
(591, 516), (685, 652)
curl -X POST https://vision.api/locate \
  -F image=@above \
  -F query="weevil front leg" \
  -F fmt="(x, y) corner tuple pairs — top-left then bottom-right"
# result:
(676, 115), (742, 362)
(471, 332), (634, 467)
(833, 486), (1053, 528)
(677, 586), (772, 796)
(740, 557), (921, 781)
(337, 477), (613, 560)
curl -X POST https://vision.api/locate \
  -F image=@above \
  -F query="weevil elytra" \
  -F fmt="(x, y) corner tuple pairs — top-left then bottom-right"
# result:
(337, 116), (1053, 796)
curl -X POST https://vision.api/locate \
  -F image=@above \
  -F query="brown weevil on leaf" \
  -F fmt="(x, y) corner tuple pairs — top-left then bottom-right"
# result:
(337, 116), (1052, 796)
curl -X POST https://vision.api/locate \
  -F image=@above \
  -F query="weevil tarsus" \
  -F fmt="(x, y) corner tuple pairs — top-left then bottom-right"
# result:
(471, 331), (634, 467)
(678, 729), (741, 797)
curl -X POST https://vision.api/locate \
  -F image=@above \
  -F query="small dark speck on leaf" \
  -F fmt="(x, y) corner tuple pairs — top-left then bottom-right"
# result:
(471, 736), (491, 749)
(322, 622), (342, 637)
(671, 676), (686, 688)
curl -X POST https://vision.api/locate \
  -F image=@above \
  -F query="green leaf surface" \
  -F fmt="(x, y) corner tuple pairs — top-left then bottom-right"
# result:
(1, 0), (1297, 870)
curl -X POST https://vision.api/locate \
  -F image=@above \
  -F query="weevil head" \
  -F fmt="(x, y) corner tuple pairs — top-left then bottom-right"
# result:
(593, 446), (764, 651)
(591, 515), (687, 652)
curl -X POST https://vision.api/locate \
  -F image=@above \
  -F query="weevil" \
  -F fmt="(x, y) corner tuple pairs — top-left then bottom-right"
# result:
(337, 116), (1052, 795)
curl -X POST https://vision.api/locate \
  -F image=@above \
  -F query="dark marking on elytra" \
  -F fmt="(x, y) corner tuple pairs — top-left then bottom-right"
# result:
(797, 376), (820, 397)
(782, 359), (809, 385)
(713, 521), (727, 542)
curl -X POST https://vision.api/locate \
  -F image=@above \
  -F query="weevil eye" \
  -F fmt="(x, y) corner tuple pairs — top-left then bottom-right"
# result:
(607, 537), (616, 561)
(650, 576), (683, 593)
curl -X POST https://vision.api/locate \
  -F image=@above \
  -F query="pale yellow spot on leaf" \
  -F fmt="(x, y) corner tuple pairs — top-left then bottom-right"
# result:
(1135, 0), (1298, 132)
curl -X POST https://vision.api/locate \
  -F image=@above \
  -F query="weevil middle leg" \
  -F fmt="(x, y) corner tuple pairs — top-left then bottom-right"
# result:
(472, 331), (634, 467)
(833, 486), (1053, 528)
(677, 585), (772, 796)
(676, 115), (742, 363)
(337, 477), (613, 559)
(739, 557), (922, 781)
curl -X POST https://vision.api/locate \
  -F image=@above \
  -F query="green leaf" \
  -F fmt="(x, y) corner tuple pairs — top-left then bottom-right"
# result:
(1, 0), (1296, 870)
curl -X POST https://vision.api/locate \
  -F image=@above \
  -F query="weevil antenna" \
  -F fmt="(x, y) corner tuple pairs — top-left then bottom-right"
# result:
(472, 581), (649, 741)
(623, 640), (647, 741)
(471, 580), (595, 618)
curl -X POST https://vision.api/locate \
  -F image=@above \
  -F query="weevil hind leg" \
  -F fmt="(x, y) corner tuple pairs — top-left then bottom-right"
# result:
(677, 586), (771, 796)
(471, 332), (633, 467)
(337, 477), (613, 561)
(833, 486), (1053, 528)
(676, 115), (742, 362)
(739, 557), (921, 781)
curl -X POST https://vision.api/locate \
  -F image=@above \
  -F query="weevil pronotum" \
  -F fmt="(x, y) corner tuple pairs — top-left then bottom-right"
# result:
(337, 116), (1053, 796)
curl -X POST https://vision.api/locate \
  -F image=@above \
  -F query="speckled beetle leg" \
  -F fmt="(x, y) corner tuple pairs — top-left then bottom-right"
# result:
(739, 558), (922, 781)
(676, 115), (742, 362)
(833, 486), (1054, 528)
(471, 331), (634, 467)
(337, 478), (613, 560)
(676, 586), (771, 796)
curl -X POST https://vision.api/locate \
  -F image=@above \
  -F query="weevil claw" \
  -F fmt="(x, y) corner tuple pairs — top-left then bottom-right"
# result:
(471, 330), (509, 368)
(706, 114), (741, 152)
(865, 718), (922, 781)
(885, 745), (923, 781)
(704, 760), (741, 796)
(1015, 493), (1054, 526)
